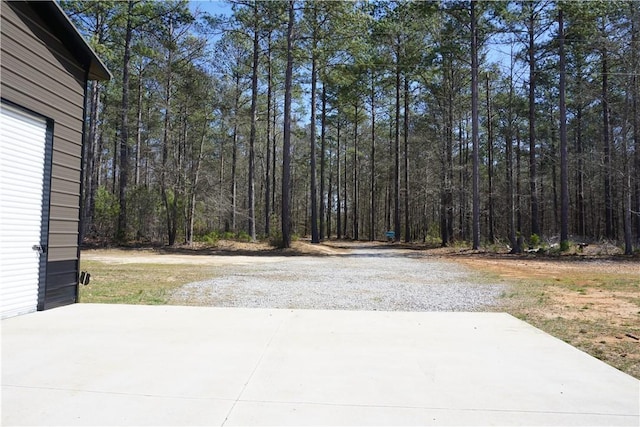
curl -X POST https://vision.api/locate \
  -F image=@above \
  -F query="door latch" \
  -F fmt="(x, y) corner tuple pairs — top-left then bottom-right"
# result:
(32, 244), (47, 254)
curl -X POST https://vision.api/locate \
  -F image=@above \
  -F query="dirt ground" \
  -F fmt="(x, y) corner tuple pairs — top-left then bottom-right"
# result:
(451, 256), (639, 323)
(82, 240), (640, 378)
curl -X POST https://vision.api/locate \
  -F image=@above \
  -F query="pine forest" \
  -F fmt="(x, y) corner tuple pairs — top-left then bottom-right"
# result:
(62, 0), (640, 254)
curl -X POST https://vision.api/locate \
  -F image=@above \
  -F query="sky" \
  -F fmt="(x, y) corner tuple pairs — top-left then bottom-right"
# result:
(188, 0), (233, 19)
(188, 0), (528, 78)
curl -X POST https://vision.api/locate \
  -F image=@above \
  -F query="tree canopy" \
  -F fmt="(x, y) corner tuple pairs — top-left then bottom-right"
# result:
(64, 0), (640, 254)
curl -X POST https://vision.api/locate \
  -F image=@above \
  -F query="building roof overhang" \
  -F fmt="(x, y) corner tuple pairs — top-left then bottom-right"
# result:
(33, 1), (112, 81)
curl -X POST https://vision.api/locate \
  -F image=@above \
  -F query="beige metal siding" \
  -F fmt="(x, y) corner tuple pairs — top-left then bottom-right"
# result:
(1, 1), (85, 264)
(53, 151), (82, 171)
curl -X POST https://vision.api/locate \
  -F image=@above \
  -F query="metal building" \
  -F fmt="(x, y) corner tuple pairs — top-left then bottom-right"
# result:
(1, 0), (110, 318)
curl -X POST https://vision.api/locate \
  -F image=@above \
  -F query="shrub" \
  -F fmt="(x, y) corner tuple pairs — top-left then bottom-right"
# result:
(268, 232), (285, 248)
(236, 231), (252, 242)
(529, 233), (540, 248)
(93, 186), (118, 238)
(199, 231), (220, 245)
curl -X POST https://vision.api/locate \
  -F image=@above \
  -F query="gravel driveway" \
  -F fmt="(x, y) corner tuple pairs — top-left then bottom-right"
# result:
(169, 247), (506, 311)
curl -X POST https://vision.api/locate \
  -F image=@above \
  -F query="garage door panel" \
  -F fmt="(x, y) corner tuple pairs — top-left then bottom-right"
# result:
(0, 189), (43, 203)
(0, 103), (47, 319)
(2, 148), (46, 166)
(2, 280), (39, 296)
(2, 273), (39, 286)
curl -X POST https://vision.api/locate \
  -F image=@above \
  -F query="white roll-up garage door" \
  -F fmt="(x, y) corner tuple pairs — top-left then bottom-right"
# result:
(0, 103), (48, 319)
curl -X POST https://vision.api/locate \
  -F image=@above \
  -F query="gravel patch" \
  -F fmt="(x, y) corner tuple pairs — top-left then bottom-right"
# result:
(169, 248), (506, 312)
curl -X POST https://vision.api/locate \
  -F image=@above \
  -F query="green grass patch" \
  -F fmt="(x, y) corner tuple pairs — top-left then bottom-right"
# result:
(79, 260), (214, 305)
(539, 274), (637, 293)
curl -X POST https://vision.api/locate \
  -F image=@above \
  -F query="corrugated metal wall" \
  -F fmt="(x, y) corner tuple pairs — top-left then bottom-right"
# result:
(1, 1), (86, 309)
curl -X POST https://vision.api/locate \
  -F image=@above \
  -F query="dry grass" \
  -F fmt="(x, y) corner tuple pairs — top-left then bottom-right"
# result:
(79, 260), (215, 305)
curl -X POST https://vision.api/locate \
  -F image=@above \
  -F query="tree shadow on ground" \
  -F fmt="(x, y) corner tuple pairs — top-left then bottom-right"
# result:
(82, 238), (638, 262)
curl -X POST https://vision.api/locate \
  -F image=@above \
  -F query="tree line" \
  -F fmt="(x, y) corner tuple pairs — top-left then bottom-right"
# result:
(63, 0), (640, 253)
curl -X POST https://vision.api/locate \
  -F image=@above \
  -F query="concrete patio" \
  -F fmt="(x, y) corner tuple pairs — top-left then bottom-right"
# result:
(2, 304), (639, 426)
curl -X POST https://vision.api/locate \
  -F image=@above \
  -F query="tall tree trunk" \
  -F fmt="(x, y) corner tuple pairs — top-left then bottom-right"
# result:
(394, 59), (401, 242)
(369, 74), (376, 241)
(516, 129), (523, 249)
(602, 42), (613, 239)
(441, 73), (454, 247)
(310, 50), (319, 243)
(460, 121), (469, 240)
(403, 74), (410, 242)
(623, 93), (633, 255)
(135, 66), (143, 187)
(97, 132), (105, 188)
(575, 51), (586, 237)
(559, 8), (569, 249)
(507, 120), (518, 253)
(265, 32), (272, 237)
(112, 124), (118, 196)
(248, 4), (259, 241)
(187, 116), (207, 245)
(471, 0), (480, 249)
(117, 0), (134, 241)
(219, 120), (225, 232)
(507, 46), (519, 253)
(386, 113), (392, 233)
(576, 104), (585, 237)
(178, 106), (187, 244)
(83, 80), (101, 240)
(281, 0), (295, 248)
(231, 73), (240, 233)
(82, 11), (106, 242)
(96, 97), (107, 190)
(539, 97), (554, 234)
(528, 5), (540, 238)
(143, 103), (150, 188)
(320, 84), (327, 240)
(448, 132), (454, 241)
(633, 3), (640, 245)
(161, 26), (175, 245)
(550, 122), (558, 233)
(353, 104), (359, 240)
(485, 73), (494, 243)
(458, 123), (464, 240)
(336, 119), (342, 239)
(343, 116), (348, 238)
(327, 138), (332, 238)
(272, 91), (277, 217)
